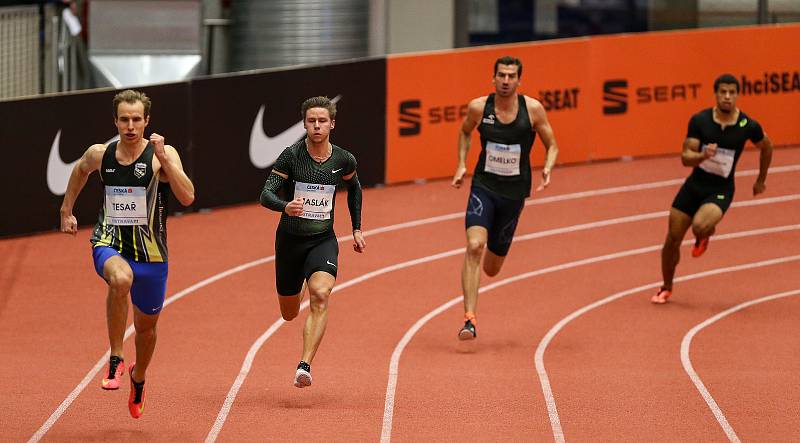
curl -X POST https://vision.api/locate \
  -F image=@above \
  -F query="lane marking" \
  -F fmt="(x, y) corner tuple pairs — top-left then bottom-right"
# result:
(681, 288), (800, 443)
(381, 232), (800, 442)
(30, 164), (800, 442)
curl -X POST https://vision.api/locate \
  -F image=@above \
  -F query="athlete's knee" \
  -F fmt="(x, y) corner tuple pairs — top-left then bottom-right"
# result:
(691, 220), (715, 238)
(107, 270), (133, 293)
(465, 237), (486, 258)
(307, 286), (331, 311)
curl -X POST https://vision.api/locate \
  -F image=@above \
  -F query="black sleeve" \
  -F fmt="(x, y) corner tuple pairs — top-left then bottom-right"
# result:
(345, 172), (362, 231)
(748, 119), (765, 144)
(259, 172), (288, 212)
(259, 150), (293, 212)
(686, 113), (702, 140)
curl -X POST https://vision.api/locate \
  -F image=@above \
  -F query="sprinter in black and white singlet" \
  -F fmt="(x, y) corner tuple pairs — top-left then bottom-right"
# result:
(452, 56), (558, 340)
(451, 56), (560, 340)
(651, 74), (773, 305)
(60, 90), (195, 418)
(260, 96), (365, 388)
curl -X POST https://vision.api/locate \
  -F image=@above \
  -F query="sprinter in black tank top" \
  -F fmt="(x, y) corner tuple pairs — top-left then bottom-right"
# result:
(59, 90), (195, 418)
(651, 74), (773, 305)
(451, 56), (560, 340)
(260, 96), (365, 388)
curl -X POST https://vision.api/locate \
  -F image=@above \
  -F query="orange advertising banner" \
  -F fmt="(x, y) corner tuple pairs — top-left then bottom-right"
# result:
(386, 24), (800, 184)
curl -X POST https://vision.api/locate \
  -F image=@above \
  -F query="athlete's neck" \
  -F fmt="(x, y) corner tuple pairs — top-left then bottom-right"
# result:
(712, 106), (739, 127)
(305, 138), (332, 162)
(116, 138), (147, 162)
(494, 92), (518, 110)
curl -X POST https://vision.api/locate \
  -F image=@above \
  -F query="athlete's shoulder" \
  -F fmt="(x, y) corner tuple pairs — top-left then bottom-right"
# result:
(736, 110), (759, 127)
(468, 95), (489, 109)
(332, 144), (356, 162)
(522, 95), (545, 111)
(692, 108), (714, 121)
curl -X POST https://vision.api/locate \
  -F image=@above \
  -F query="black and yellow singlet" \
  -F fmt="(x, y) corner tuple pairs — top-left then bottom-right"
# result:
(90, 141), (170, 262)
(472, 93), (536, 200)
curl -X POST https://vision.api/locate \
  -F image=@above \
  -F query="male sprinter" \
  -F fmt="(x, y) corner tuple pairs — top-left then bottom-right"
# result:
(260, 96), (366, 387)
(652, 73), (773, 304)
(452, 56), (559, 339)
(60, 89), (195, 417)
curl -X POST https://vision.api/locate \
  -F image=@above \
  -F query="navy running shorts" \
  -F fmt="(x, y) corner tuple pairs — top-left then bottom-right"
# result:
(92, 246), (168, 315)
(464, 185), (525, 257)
(274, 229), (339, 296)
(671, 177), (734, 217)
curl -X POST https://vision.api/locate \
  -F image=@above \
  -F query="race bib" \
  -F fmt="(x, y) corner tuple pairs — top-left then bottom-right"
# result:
(484, 141), (521, 176)
(294, 181), (335, 220)
(698, 145), (735, 178)
(104, 186), (147, 225)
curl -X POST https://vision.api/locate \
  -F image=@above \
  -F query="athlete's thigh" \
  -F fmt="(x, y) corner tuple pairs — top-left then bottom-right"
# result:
(465, 186), (496, 231)
(275, 230), (309, 296)
(304, 235), (339, 281)
(128, 261), (168, 315)
(93, 246), (133, 282)
(486, 196), (524, 257)
(667, 207), (693, 240)
(693, 202), (724, 229)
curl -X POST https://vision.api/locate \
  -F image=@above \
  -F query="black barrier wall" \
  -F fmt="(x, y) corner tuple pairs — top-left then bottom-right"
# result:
(190, 58), (386, 209)
(0, 84), (191, 237)
(1, 58), (386, 237)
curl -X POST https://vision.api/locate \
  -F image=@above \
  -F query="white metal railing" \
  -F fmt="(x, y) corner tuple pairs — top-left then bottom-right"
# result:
(0, 5), (40, 100)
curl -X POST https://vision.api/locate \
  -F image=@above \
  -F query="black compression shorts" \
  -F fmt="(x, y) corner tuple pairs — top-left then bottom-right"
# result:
(671, 177), (734, 217)
(274, 229), (338, 296)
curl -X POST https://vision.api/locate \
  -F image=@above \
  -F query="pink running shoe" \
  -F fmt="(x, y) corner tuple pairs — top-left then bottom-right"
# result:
(650, 288), (672, 304)
(128, 364), (146, 419)
(101, 356), (125, 390)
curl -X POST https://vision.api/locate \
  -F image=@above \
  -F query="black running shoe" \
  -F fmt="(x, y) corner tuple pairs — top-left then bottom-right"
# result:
(294, 361), (312, 388)
(458, 319), (476, 340)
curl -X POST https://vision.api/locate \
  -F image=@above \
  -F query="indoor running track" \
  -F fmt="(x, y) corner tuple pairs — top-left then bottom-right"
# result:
(2, 147), (799, 442)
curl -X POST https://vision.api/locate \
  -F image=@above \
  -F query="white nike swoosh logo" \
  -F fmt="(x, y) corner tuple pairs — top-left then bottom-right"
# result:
(47, 130), (119, 195)
(326, 260), (337, 267)
(332, 168), (343, 173)
(249, 95), (341, 169)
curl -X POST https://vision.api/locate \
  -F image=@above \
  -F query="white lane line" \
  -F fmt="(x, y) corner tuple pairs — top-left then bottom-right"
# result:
(211, 210), (799, 443)
(30, 165), (799, 442)
(365, 165), (800, 236)
(381, 231), (800, 443)
(535, 257), (800, 443)
(681, 288), (800, 443)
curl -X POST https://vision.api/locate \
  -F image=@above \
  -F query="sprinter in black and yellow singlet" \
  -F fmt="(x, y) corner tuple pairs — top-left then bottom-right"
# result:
(651, 74), (773, 304)
(59, 90), (195, 418)
(260, 96), (365, 388)
(451, 56), (560, 340)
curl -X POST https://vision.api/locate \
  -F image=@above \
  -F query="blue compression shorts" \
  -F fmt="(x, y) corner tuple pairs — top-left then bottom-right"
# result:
(92, 246), (168, 315)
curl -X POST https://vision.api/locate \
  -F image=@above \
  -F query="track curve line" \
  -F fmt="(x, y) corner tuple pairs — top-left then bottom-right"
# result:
(681, 288), (800, 443)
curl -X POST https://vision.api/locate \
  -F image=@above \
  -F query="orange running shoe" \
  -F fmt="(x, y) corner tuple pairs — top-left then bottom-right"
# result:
(458, 313), (477, 340)
(650, 288), (672, 304)
(101, 356), (124, 390)
(128, 364), (145, 419)
(691, 237), (709, 257)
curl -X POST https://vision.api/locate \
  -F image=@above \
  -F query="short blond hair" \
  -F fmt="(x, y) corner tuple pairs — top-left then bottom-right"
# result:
(113, 89), (151, 118)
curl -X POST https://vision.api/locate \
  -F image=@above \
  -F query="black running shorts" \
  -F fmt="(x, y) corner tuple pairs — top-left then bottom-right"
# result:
(274, 229), (339, 296)
(464, 185), (525, 257)
(671, 177), (734, 216)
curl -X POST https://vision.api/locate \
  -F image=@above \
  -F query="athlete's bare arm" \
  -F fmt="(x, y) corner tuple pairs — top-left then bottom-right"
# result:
(150, 133), (195, 207)
(59, 144), (106, 235)
(681, 137), (714, 167)
(452, 97), (487, 188)
(527, 97), (559, 190)
(753, 134), (773, 195)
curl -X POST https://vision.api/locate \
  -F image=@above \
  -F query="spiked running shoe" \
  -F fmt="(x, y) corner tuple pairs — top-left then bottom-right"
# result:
(101, 356), (125, 390)
(294, 361), (312, 388)
(692, 237), (709, 257)
(128, 364), (145, 419)
(458, 319), (477, 340)
(650, 287), (672, 304)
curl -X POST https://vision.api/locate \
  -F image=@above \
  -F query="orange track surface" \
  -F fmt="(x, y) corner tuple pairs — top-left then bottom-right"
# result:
(2, 148), (799, 442)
